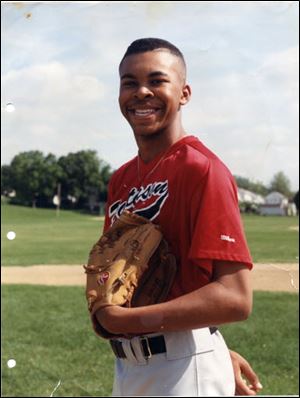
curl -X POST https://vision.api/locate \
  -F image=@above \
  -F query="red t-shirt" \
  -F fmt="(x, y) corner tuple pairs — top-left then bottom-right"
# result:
(104, 135), (253, 300)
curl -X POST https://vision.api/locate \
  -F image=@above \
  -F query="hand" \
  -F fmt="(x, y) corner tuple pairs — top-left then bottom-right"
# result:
(229, 350), (263, 395)
(95, 305), (126, 334)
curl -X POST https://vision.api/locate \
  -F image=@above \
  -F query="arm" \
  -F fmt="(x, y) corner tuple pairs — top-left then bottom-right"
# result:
(96, 261), (252, 335)
(229, 350), (263, 395)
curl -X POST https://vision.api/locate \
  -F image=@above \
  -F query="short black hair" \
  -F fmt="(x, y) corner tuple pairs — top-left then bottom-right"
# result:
(119, 37), (186, 69)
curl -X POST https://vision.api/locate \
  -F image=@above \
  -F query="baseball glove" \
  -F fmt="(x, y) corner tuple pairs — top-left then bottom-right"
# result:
(84, 210), (177, 339)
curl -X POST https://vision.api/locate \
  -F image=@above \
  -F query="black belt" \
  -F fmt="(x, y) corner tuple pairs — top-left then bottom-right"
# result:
(110, 327), (218, 359)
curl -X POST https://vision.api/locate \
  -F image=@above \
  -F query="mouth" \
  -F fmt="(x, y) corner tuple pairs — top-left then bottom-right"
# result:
(127, 107), (161, 119)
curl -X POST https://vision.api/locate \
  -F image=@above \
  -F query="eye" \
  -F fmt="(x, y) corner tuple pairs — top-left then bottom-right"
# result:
(121, 80), (137, 88)
(150, 79), (166, 86)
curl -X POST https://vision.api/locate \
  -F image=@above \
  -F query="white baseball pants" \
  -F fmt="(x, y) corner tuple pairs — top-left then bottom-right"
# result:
(111, 327), (235, 396)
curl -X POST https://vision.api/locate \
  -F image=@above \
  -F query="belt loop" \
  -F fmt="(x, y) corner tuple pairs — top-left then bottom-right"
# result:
(129, 336), (148, 364)
(122, 339), (139, 364)
(140, 336), (152, 359)
(110, 340), (125, 358)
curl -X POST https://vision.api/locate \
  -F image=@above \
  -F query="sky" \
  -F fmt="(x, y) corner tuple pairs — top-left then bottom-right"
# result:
(1, 1), (299, 191)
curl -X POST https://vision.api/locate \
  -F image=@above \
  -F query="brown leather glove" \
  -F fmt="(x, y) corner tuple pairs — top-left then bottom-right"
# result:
(84, 210), (177, 338)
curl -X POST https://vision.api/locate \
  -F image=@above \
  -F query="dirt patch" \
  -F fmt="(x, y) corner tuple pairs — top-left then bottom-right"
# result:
(1, 265), (86, 287)
(1, 263), (298, 292)
(249, 263), (298, 292)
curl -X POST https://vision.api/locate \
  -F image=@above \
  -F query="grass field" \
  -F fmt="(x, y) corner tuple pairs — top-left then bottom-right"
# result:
(1, 286), (298, 397)
(242, 213), (299, 263)
(1, 204), (105, 266)
(1, 204), (299, 396)
(1, 204), (299, 265)
(1, 285), (114, 397)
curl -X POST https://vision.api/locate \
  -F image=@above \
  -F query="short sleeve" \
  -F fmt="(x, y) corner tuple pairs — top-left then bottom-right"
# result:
(188, 159), (253, 269)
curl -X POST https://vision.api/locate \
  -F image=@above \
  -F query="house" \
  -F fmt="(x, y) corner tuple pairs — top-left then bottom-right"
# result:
(259, 191), (291, 216)
(237, 188), (265, 213)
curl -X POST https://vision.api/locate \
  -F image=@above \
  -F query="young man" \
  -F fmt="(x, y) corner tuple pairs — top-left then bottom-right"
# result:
(94, 38), (262, 396)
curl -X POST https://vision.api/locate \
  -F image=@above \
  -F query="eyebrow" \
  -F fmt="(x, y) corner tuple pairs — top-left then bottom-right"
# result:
(120, 71), (169, 80)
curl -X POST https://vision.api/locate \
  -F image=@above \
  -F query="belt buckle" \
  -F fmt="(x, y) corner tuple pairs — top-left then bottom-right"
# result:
(140, 336), (152, 359)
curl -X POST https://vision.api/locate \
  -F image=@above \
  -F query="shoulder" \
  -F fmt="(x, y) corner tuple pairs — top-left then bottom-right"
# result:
(178, 136), (233, 182)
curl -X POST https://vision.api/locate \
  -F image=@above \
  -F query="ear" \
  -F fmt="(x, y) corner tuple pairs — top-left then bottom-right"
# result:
(180, 84), (191, 106)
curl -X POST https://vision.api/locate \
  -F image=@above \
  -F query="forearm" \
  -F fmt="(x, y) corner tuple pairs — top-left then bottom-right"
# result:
(158, 280), (251, 331)
(97, 267), (252, 335)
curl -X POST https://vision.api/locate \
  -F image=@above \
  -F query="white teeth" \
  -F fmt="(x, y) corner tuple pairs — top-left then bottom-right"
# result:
(134, 109), (155, 116)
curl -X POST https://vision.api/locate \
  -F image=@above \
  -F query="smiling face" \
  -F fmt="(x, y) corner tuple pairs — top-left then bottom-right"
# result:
(118, 50), (191, 139)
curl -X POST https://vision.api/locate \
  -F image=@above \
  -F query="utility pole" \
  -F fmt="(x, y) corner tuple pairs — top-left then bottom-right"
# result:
(53, 183), (61, 216)
(56, 183), (61, 217)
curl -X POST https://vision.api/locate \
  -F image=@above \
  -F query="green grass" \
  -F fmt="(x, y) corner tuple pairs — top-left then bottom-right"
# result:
(1, 204), (299, 396)
(1, 204), (299, 266)
(1, 204), (105, 266)
(1, 286), (298, 396)
(1, 285), (114, 397)
(242, 214), (299, 263)
(220, 292), (299, 396)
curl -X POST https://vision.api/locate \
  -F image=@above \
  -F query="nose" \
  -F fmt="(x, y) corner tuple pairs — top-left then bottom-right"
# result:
(134, 85), (154, 100)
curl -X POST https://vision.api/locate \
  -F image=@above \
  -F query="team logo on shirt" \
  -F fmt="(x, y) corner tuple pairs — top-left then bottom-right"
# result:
(109, 180), (169, 223)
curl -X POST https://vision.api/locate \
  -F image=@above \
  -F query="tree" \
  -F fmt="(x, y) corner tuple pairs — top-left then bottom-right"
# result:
(99, 163), (113, 202)
(234, 176), (250, 190)
(234, 175), (268, 196)
(1, 165), (14, 195)
(58, 150), (112, 209)
(2, 149), (113, 210)
(6, 151), (62, 207)
(293, 191), (299, 214)
(269, 171), (292, 197)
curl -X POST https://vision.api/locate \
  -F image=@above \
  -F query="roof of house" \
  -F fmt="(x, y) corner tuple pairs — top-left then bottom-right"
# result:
(237, 188), (265, 204)
(265, 191), (288, 205)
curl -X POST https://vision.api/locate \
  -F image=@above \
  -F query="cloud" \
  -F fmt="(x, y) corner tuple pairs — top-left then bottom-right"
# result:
(1, 1), (299, 191)
(181, 45), (299, 190)
(3, 61), (106, 104)
(1, 61), (110, 161)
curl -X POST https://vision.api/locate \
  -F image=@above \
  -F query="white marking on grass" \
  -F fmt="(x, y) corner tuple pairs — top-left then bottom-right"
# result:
(50, 380), (61, 397)
(7, 231), (16, 240)
(7, 359), (16, 368)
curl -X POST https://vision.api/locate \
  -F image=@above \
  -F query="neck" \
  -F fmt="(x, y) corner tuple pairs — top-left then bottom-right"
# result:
(135, 126), (187, 163)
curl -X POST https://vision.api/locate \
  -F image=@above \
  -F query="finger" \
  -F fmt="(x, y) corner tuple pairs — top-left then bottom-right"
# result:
(248, 382), (263, 393)
(240, 361), (263, 391)
(236, 384), (257, 396)
(235, 379), (257, 396)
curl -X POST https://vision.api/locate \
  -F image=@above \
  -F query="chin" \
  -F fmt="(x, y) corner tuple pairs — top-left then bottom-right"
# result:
(135, 129), (163, 139)
(132, 125), (159, 136)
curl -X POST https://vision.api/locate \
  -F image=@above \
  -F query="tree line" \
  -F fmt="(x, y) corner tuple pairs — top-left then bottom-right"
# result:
(1, 150), (113, 212)
(234, 172), (295, 199)
(1, 150), (297, 211)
